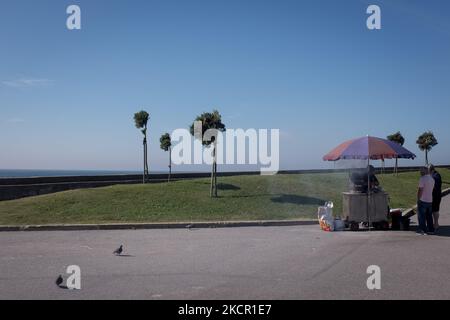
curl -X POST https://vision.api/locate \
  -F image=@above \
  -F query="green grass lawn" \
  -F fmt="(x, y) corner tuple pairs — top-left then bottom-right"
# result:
(0, 170), (449, 225)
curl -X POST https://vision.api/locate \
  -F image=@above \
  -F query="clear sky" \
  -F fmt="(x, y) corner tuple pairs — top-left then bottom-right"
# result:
(1, 0), (450, 172)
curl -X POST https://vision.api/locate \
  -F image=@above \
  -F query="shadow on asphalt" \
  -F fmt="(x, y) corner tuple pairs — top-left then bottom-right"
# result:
(434, 226), (450, 237)
(408, 225), (450, 237)
(116, 254), (135, 257)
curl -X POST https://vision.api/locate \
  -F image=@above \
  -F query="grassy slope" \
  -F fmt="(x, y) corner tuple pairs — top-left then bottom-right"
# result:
(0, 169), (449, 225)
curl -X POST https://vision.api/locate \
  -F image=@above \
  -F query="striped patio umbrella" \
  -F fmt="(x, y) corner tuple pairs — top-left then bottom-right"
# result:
(323, 136), (416, 161)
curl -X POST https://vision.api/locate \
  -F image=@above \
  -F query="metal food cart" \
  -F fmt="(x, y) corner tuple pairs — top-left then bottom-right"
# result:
(342, 191), (389, 231)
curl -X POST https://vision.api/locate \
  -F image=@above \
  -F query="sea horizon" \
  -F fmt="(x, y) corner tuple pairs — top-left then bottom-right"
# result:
(0, 169), (163, 178)
(0, 168), (266, 178)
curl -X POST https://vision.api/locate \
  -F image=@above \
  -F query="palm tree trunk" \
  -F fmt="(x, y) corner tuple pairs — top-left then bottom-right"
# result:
(210, 143), (218, 198)
(142, 138), (146, 184)
(145, 142), (148, 181)
(168, 147), (172, 182)
(214, 161), (218, 197)
(210, 162), (214, 198)
(214, 142), (218, 197)
(144, 131), (149, 182)
(425, 150), (429, 165)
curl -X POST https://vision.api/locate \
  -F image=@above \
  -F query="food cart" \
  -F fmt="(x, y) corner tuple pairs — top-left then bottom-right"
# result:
(323, 135), (416, 231)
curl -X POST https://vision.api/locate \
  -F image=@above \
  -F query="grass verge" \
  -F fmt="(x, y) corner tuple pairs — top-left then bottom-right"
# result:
(0, 170), (448, 225)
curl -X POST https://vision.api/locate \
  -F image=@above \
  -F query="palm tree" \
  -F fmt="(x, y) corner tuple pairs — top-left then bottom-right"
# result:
(190, 110), (226, 197)
(416, 131), (438, 165)
(160, 133), (172, 182)
(387, 131), (405, 175)
(134, 110), (150, 183)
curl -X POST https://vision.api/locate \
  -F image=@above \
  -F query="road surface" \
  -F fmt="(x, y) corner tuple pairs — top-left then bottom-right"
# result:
(1, 196), (450, 300)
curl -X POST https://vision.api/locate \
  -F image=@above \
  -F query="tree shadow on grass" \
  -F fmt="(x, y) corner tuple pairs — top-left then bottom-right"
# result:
(217, 183), (241, 191)
(226, 194), (272, 199)
(271, 194), (326, 206)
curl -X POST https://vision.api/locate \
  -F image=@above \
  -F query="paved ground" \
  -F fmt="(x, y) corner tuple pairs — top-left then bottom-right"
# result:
(1, 196), (450, 300)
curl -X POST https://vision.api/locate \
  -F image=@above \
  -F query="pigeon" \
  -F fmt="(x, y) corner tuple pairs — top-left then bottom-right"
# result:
(113, 245), (123, 255)
(55, 275), (63, 287)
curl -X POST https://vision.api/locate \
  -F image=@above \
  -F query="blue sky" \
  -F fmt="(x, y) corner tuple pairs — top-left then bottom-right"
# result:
(1, 0), (450, 171)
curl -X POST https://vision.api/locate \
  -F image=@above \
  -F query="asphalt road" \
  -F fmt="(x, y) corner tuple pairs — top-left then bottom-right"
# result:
(1, 196), (450, 300)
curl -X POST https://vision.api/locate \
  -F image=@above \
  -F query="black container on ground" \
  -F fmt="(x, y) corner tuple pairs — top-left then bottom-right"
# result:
(391, 212), (402, 230)
(400, 217), (411, 231)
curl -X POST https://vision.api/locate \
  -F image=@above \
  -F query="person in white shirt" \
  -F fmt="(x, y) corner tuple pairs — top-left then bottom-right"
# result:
(417, 167), (435, 235)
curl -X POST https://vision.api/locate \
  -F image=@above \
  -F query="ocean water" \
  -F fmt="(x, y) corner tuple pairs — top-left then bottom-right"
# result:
(0, 169), (194, 178)
(0, 169), (143, 178)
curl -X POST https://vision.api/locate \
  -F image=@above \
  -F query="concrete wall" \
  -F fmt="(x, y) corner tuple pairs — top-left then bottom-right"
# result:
(0, 172), (256, 201)
(1, 166), (449, 201)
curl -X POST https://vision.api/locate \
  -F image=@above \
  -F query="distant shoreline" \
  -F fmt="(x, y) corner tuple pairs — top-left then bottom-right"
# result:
(0, 169), (142, 178)
(0, 169), (198, 179)
(0, 169), (222, 179)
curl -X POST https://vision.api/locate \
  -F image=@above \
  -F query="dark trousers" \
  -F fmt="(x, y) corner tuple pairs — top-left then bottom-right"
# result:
(418, 201), (434, 233)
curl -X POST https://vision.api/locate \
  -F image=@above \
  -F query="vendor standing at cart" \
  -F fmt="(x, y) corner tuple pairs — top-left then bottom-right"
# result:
(350, 165), (380, 193)
(367, 165), (380, 190)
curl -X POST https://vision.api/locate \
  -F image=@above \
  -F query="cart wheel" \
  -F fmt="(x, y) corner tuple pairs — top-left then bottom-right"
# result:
(350, 222), (359, 231)
(381, 220), (390, 230)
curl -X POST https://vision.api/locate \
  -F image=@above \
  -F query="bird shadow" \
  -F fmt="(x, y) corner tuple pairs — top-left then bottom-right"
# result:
(271, 194), (326, 206)
(115, 254), (135, 257)
(57, 285), (69, 290)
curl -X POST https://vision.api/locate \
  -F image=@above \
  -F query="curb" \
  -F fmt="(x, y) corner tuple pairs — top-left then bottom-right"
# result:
(0, 219), (318, 232)
(402, 188), (450, 219)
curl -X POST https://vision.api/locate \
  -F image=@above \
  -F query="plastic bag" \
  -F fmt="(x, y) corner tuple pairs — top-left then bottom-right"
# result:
(318, 201), (334, 231)
(334, 218), (345, 231)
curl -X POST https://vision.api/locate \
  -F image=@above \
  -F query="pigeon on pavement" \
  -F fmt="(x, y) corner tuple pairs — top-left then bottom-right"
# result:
(55, 275), (63, 287)
(113, 245), (123, 255)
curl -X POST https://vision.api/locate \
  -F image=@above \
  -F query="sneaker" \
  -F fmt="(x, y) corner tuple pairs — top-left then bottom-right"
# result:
(416, 231), (425, 235)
